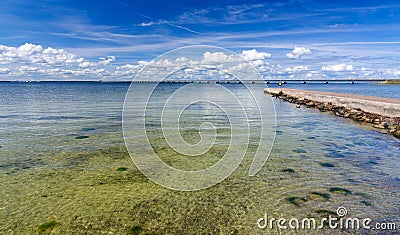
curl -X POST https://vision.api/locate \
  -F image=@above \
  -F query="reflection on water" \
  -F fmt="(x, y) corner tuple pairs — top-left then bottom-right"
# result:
(0, 82), (399, 234)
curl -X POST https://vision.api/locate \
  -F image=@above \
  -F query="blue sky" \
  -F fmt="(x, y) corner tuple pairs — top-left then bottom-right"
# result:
(1, 0), (400, 80)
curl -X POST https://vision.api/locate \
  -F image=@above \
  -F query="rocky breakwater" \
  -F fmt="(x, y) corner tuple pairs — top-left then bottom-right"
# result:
(265, 88), (400, 139)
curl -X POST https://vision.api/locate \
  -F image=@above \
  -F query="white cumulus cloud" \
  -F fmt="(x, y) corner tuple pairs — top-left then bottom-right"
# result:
(0, 43), (84, 66)
(286, 46), (311, 59)
(98, 56), (116, 65)
(321, 63), (354, 72)
(0, 67), (10, 74)
(284, 65), (308, 73)
(240, 49), (271, 61)
(203, 51), (237, 63)
(0, 43), (120, 80)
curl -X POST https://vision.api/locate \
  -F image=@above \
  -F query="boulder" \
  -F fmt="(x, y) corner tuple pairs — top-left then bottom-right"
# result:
(394, 129), (400, 138)
(350, 109), (359, 114)
(306, 102), (316, 107)
(382, 122), (389, 129)
(373, 124), (386, 129)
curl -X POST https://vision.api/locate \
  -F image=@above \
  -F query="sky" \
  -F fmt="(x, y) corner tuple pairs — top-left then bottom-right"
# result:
(1, 0), (400, 81)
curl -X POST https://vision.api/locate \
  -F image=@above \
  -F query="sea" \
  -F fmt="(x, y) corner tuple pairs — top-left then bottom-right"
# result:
(0, 81), (399, 234)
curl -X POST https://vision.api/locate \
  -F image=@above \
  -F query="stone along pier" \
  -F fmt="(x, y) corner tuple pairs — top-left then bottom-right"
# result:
(265, 88), (400, 139)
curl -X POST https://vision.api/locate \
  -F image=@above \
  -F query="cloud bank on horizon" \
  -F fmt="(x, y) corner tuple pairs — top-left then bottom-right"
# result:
(0, 0), (400, 80)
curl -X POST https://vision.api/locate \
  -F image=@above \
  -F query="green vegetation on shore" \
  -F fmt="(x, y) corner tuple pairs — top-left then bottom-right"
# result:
(379, 79), (400, 84)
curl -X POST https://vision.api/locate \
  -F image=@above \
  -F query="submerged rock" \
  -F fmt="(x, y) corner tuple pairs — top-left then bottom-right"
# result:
(286, 196), (308, 207)
(75, 135), (89, 139)
(326, 152), (346, 158)
(81, 127), (96, 131)
(282, 168), (295, 173)
(360, 200), (372, 206)
(319, 162), (335, 168)
(315, 209), (336, 216)
(36, 221), (57, 233)
(293, 149), (307, 154)
(308, 192), (330, 201)
(129, 226), (143, 235)
(115, 167), (129, 172)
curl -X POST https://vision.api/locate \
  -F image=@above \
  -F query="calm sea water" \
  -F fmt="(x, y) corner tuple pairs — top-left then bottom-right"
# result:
(269, 82), (400, 99)
(0, 81), (399, 233)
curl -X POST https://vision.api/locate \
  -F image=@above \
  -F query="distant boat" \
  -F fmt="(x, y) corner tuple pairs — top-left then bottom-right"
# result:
(302, 81), (307, 84)
(324, 81), (329, 84)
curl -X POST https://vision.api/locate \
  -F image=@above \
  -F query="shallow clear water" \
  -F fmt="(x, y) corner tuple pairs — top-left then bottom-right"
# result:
(0, 82), (399, 234)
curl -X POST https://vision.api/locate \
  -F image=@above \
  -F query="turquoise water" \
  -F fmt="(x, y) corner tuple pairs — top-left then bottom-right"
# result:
(0, 82), (399, 233)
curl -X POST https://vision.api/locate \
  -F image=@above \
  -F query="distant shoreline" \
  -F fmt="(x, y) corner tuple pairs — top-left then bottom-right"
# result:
(379, 79), (400, 84)
(0, 79), (397, 84)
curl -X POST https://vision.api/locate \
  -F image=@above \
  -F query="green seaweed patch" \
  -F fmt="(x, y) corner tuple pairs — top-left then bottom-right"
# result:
(329, 187), (352, 195)
(36, 220), (57, 233)
(115, 167), (129, 172)
(319, 162), (335, 168)
(308, 192), (330, 201)
(293, 149), (307, 154)
(75, 135), (89, 139)
(81, 127), (96, 131)
(360, 200), (372, 206)
(325, 152), (346, 158)
(315, 209), (336, 216)
(355, 192), (373, 199)
(282, 168), (295, 173)
(129, 226), (143, 235)
(286, 196), (307, 206)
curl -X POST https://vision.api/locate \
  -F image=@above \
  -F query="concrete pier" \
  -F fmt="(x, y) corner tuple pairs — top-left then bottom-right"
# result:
(265, 88), (400, 138)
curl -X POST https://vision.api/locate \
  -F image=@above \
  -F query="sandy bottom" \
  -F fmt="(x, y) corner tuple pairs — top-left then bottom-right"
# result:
(1, 101), (399, 234)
